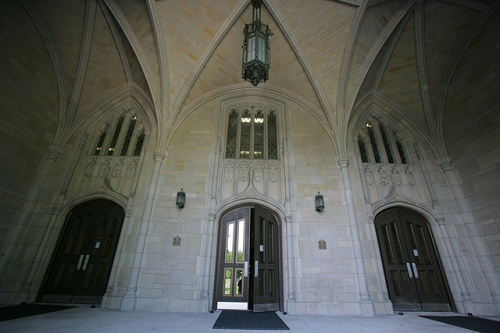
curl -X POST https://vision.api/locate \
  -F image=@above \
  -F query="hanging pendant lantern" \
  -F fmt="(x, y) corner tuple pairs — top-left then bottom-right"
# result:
(242, 0), (272, 86)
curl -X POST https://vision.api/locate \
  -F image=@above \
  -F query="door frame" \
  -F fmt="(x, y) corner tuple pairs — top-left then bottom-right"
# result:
(374, 207), (456, 312)
(38, 199), (125, 304)
(211, 203), (284, 312)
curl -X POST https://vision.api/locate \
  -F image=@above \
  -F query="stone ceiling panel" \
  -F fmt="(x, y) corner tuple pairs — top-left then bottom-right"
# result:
(378, 15), (426, 129)
(76, 5), (128, 119)
(346, 1), (406, 108)
(424, 1), (480, 109)
(156, 0), (236, 111)
(36, 0), (86, 100)
(114, 0), (160, 98)
(273, 0), (356, 114)
(182, 2), (324, 115)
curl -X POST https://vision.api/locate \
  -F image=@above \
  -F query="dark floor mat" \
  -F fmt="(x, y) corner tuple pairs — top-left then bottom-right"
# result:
(0, 303), (75, 322)
(213, 310), (289, 330)
(420, 315), (500, 333)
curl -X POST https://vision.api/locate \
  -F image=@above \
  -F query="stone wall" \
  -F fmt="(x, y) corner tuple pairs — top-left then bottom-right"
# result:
(443, 8), (500, 274)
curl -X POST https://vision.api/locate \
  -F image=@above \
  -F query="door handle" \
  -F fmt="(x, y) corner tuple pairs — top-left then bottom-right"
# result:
(412, 262), (419, 278)
(76, 255), (84, 270)
(82, 255), (90, 271)
(406, 262), (413, 278)
(244, 261), (249, 278)
(254, 261), (258, 278)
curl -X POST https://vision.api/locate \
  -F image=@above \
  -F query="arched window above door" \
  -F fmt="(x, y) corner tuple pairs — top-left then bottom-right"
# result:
(224, 105), (279, 160)
(357, 117), (408, 165)
(91, 108), (147, 157)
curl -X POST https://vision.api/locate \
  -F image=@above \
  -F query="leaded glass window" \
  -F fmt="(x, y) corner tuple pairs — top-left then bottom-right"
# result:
(120, 116), (137, 155)
(94, 126), (108, 155)
(358, 135), (368, 163)
(396, 140), (407, 164)
(367, 124), (381, 163)
(226, 109), (238, 158)
(379, 123), (394, 163)
(240, 109), (251, 159)
(134, 130), (145, 156)
(254, 110), (264, 159)
(224, 106), (278, 160)
(357, 118), (409, 165)
(91, 110), (147, 157)
(107, 116), (124, 155)
(268, 111), (278, 159)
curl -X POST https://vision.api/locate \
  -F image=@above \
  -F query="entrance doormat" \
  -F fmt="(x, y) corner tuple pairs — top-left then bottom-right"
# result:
(213, 310), (290, 330)
(0, 303), (75, 322)
(420, 315), (500, 333)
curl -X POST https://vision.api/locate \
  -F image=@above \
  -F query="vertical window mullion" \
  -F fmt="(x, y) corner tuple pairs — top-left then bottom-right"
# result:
(395, 137), (408, 164)
(240, 109), (251, 159)
(93, 125), (108, 156)
(127, 126), (142, 157)
(264, 111), (268, 159)
(387, 127), (402, 164)
(225, 109), (239, 159)
(253, 109), (265, 159)
(371, 120), (388, 163)
(357, 135), (369, 163)
(236, 110), (242, 159)
(379, 122), (394, 163)
(133, 130), (146, 156)
(267, 110), (278, 160)
(250, 111), (255, 159)
(102, 117), (121, 156)
(365, 125), (380, 163)
(115, 113), (132, 156)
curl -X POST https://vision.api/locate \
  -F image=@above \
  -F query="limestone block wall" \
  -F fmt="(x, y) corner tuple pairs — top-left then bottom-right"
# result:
(129, 100), (217, 312)
(287, 102), (375, 316)
(443, 8), (500, 275)
(0, 0), (60, 299)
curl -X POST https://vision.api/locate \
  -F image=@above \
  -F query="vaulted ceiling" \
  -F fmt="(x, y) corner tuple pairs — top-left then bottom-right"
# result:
(5, 0), (499, 155)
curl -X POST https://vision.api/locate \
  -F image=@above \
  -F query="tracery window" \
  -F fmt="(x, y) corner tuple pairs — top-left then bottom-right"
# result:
(92, 109), (146, 157)
(225, 106), (278, 160)
(357, 118), (408, 165)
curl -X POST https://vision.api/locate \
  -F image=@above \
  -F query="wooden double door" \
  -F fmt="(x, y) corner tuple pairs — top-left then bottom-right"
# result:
(375, 209), (452, 311)
(215, 205), (281, 312)
(40, 200), (124, 304)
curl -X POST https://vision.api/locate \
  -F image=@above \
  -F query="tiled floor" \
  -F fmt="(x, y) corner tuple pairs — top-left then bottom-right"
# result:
(0, 306), (499, 333)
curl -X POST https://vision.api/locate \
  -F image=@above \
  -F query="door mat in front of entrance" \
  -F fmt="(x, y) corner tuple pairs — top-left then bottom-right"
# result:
(0, 303), (75, 322)
(213, 310), (290, 330)
(420, 315), (500, 333)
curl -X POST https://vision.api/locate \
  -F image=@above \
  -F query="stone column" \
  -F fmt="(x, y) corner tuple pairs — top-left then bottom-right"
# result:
(436, 217), (474, 312)
(284, 199), (297, 313)
(101, 208), (131, 308)
(121, 152), (165, 311)
(199, 199), (217, 308)
(18, 204), (62, 302)
(337, 158), (374, 316)
(439, 158), (500, 313)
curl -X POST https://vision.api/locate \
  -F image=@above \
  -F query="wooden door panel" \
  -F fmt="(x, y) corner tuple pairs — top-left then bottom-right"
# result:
(375, 210), (451, 312)
(252, 206), (279, 312)
(72, 205), (123, 303)
(216, 207), (251, 309)
(41, 211), (96, 300)
(399, 212), (451, 311)
(41, 201), (123, 304)
(376, 211), (421, 310)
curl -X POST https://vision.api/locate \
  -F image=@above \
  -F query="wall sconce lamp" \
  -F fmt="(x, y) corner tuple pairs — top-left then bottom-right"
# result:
(315, 191), (324, 212)
(176, 188), (185, 208)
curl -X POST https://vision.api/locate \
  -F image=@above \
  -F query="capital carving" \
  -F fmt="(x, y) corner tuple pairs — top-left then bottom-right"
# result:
(438, 161), (453, 172)
(337, 158), (349, 169)
(153, 152), (166, 163)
